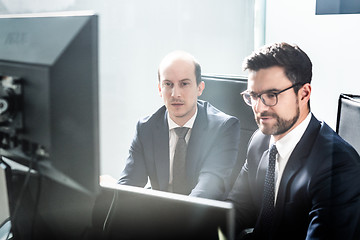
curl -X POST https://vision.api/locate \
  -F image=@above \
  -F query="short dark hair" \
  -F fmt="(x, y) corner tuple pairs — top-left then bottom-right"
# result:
(243, 42), (312, 92)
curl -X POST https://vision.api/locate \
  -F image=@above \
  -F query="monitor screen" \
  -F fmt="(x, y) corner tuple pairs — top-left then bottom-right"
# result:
(94, 183), (235, 240)
(0, 11), (100, 239)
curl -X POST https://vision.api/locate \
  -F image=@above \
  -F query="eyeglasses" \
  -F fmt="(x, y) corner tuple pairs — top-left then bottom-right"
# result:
(241, 83), (302, 107)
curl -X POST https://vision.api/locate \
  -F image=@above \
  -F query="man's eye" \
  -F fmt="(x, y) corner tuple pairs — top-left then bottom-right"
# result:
(265, 93), (276, 99)
(250, 94), (259, 100)
(164, 82), (172, 87)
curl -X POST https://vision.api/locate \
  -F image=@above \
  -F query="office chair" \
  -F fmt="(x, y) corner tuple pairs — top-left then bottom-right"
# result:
(200, 75), (258, 193)
(336, 93), (360, 155)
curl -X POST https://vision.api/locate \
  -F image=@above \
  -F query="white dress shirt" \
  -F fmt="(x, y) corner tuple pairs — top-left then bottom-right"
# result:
(167, 109), (197, 185)
(270, 112), (312, 203)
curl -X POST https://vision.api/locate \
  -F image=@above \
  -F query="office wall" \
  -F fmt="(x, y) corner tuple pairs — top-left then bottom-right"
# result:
(95, 0), (254, 177)
(265, 0), (360, 129)
(0, 0), (255, 177)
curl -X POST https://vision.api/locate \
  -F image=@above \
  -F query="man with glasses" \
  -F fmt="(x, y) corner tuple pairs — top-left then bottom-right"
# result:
(227, 42), (360, 239)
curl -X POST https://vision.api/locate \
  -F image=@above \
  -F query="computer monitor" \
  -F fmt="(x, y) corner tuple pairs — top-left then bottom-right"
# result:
(93, 183), (235, 240)
(0, 11), (100, 239)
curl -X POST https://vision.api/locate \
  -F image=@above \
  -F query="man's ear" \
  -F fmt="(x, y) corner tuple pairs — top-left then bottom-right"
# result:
(300, 83), (311, 101)
(158, 82), (162, 97)
(197, 81), (205, 97)
(299, 83), (311, 111)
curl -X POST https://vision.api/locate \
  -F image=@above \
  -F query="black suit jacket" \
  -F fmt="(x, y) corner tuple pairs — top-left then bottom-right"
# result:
(119, 100), (241, 200)
(227, 114), (360, 239)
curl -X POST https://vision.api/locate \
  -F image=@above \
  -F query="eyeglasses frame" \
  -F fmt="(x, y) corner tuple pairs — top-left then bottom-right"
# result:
(241, 83), (303, 107)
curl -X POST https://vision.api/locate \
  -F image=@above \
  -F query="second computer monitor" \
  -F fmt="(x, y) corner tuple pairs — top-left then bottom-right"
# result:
(95, 183), (235, 240)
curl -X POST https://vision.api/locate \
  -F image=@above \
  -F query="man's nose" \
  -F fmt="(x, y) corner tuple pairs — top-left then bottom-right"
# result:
(171, 85), (181, 97)
(254, 98), (269, 113)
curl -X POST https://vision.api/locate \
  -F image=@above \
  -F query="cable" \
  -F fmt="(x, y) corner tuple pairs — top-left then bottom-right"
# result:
(7, 156), (35, 240)
(102, 189), (118, 236)
(30, 161), (41, 239)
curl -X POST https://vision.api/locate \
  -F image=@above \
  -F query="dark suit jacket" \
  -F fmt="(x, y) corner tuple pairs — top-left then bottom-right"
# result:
(227, 114), (360, 239)
(119, 100), (241, 200)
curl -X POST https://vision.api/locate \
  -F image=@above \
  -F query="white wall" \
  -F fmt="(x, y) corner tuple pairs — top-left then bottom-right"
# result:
(265, 0), (360, 129)
(95, 0), (254, 178)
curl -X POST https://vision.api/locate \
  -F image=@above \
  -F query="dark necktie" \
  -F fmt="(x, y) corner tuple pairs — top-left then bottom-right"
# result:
(172, 127), (190, 194)
(260, 144), (278, 231)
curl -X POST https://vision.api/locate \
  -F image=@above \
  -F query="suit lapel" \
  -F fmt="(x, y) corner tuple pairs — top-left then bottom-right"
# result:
(275, 116), (321, 212)
(153, 110), (170, 190)
(256, 150), (269, 190)
(186, 102), (208, 177)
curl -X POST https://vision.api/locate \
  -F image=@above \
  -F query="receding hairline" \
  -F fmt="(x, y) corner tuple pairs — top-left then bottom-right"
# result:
(158, 50), (202, 85)
(158, 50), (198, 70)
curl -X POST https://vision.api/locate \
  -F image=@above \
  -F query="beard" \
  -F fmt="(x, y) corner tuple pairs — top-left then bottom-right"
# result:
(256, 105), (300, 136)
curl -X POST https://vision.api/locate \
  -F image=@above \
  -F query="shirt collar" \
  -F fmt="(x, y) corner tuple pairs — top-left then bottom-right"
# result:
(167, 108), (198, 130)
(270, 112), (312, 160)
